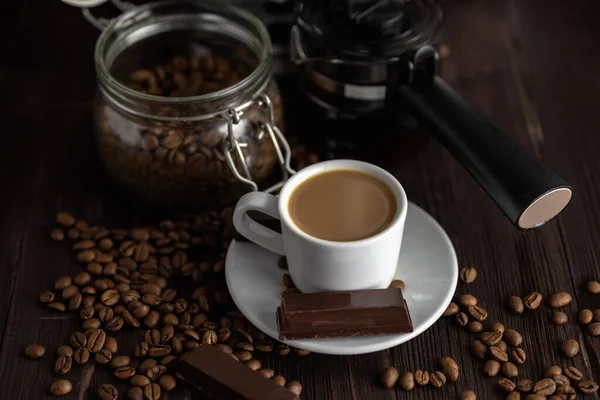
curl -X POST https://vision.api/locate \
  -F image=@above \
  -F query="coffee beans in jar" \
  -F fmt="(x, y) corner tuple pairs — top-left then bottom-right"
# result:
(94, 1), (286, 211)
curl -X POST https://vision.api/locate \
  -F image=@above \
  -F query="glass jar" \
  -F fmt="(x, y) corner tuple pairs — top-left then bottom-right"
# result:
(93, 0), (286, 211)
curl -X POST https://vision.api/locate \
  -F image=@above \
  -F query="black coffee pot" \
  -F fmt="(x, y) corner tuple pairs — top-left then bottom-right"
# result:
(289, 0), (572, 230)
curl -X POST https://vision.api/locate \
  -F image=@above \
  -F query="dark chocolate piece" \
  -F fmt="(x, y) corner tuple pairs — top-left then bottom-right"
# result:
(277, 288), (413, 340)
(177, 345), (298, 400)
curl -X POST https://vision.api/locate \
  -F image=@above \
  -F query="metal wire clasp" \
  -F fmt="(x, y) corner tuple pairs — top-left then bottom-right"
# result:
(224, 93), (295, 193)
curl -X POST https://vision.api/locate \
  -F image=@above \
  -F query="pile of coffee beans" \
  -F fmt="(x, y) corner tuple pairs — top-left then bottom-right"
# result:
(31, 205), (322, 398)
(96, 52), (287, 211)
(379, 356), (459, 390)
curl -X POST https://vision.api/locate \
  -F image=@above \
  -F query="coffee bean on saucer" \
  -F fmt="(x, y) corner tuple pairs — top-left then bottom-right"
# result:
(586, 280), (600, 293)
(389, 280), (404, 290)
(552, 311), (568, 325)
(24, 344), (45, 359)
(561, 339), (580, 357)
(286, 381), (302, 396)
(578, 309), (593, 324)
(415, 370), (429, 386)
(549, 292), (572, 308)
(443, 302), (459, 317)
(398, 372), (414, 390)
(272, 375), (286, 386)
(458, 294), (477, 307)
(459, 266), (477, 283)
(508, 296), (524, 314)
(523, 292), (543, 310)
(50, 380), (72, 396)
(456, 312), (469, 327)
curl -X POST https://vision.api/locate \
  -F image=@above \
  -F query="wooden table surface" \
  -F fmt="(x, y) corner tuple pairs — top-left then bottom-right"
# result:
(1, 0), (600, 399)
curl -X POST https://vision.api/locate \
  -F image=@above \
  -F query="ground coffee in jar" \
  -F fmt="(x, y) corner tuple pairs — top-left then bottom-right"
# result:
(93, 1), (286, 211)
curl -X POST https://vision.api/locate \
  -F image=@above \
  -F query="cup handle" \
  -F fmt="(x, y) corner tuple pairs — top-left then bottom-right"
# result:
(233, 192), (286, 255)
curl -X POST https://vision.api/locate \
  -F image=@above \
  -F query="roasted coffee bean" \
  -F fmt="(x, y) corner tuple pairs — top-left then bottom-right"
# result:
(510, 348), (526, 365)
(51, 228), (65, 241)
(99, 307), (114, 322)
(443, 302), (459, 316)
(439, 357), (459, 382)
(144, 383), (161, 400)
(490, 322), (505, 333)
(545, 366), (562, 377)
(214, 344), (232, 354)
(68, 293), (82, 311)
(552, 311), (568, 325)
(123, 310), (140, 327)
(561, 339), (580, 357)
(236, 350), (252, 363)
(380, 367), (399, 388)
(135, 342), (149, 357)
(127, 387), (143, 400)
(148, 344), (171, 357)
(103, 262), (117, 275)
(110, 355), (130, 369)
(579, 379), (599, 394)
(67, 228), (80, 240)
(458, 390), (476, 400)
(508, 296), (525, 314)
(468, 305), (488, 322)
(549, 292), (572, 308)
(497, 341), (508, 353)
(555, 384), (576, 399)
(61, 285), (79, 300)
(115, 366), (136, 379)
(163, 313), (178, 326)
(276, 343), (291, 356)
(159, 325), (174, 344)
(586, 280), (600, 294)
(471, 340), (487, 360)
(564, 366), (582, 381)
(171, 337), (183, 355)
(70, 332), (87, 348)
(246, 359), (261, 371)
(397, 371), (414, 391)
(272, 375), (286, 387)
(98, 384), (118, 400)
(144, 311), (160, 328)
(481, 331), (503, 346)
(503, 329), (522, 346)
(86, 328), (106, 353)
(87, 262), (103, 275)
(24, 344), (45, 359)
(133, 305), (150, 319)
(517, 379), (534, 392)
(95, 349), (112, 364)
(80, 306), (94, 320)
(551, 374), (570, 387)
(499, 377), (516, 392)
(237, 341), (254, 352)
(56, 211), (75, 226)
(502, 362), (519, 378)
(415, 370), (429, 386)
(131, 374), (151, 387)
(74, 347), (90, 364)
(50, 379), (72, 396)
(527, 395), (545, 400)
(589, 322), (600, 335)
(482, 360), (501, 378)
(430, 371), (446, 388)
(56, 345), (73, 357)
(286, 381), (302, 396)
(158, 374), (176, 391)
(389, 279), (405, 290)
(594, 309), (600, 322)
(145, 329), (161, 346)
(82, 286), (97, 295)
(217, 327), (231, 343)
(55, 355), (73, 374)
(83, 318), (102, 330)
(183, 329), (200, 342)
(578, 309), (593, 324)
(146, 364), (167, 381)
(524, 292), (543, 310)
(460, 266), (477, 283)
(139, 359), (157, 374)
(534, 378), (556, 395)
(82, 296), (96, 308)
(258, 368), (275, 379)
(456, 312), (469, 327)
(101, 289), (120, 306)
(78, 249), (96, 263)
(39, 291), (55, 304)
(458, 294), (478, 307)
(107, 316), (124, 331)
(55, 276), (73, 290)
(468, 321), (483, 333)
(506, 393), (521, 400)
(489, 346), (509, 362)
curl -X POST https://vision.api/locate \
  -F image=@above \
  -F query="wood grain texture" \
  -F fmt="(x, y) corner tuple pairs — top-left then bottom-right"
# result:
(1, 0), (599, 399)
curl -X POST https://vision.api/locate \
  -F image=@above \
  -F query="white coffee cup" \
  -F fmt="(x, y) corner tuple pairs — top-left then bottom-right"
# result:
(232, 159), (408, 293)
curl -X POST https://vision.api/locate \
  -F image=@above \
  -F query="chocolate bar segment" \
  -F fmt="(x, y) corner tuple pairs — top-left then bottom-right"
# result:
(177, 345), (298, 400)
(277, 288), (413, 340)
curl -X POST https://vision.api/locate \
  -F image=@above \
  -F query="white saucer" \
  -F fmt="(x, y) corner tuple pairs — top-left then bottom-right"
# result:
(225, 202), (458, 355)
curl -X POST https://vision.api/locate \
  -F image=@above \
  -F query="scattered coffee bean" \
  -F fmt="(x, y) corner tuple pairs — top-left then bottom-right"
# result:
(503, 329), (522, 346)
(483, 360), (500, 377)
(579, 379), (599, 394)
(555, 384), (576, 398)
(497, 341), (508, 353)
(459, 266), (477, 283)
(563, 366), (582, 381)
(143, 383), (161, 400)
(502, 362), (519, 378)
(415, 370), (429, 386)
(272, 375), (286, 386)
(552, 311), (568, 325)
(459, 390), (476, 400)
(527, 395), (546, 400)
(430, 371), (446, 387)
(561, 339), (580, 358)
(86, 328), (106, 353)
(489, 346), (508, 362)
(127, 387), (143, 400)
(115, 366), (136, 379)
(490, 322), (505, 333)
(24, 344), (45, 359)
(55, 276), (72, 290)
(286, 381), (302, 396)
(508, 296), (524, 314)
(594, 309), (600, 322)
(458, 294), (478, 307)
(506, 392), (520, 400)
(83, 318), (102, 330)
(481, 331), (503, 346)
(236, 350), (252, 362)
(545, 366), (562, 377)
(389, 279), (405, 290)
(95, 349), (112, 364)
(158, 374), (176, 391)
(294, 348), (310, 356)
(551, 374), (569, 387)
(398, 372), (415, 391)
(131, 374), (151, 387)
(468, 321), (483, 333)
(524, 292), (543, 310)
(578, 309), (593, 324)
(510, 348), (526, 365)
(439, 357), (459, 382)
(110, 356), (130, 369)
(456, 312), (469, 327)
(246, 359), (261, 371)
(471, 340), (488, 360)
(499, 377), (516, 392)
(50, 379), (72, 396)
(146, 364), (167, 381)
(51, 228), (65, 241)
(56, 212), (75, 227)
(104, 337), (118, 353)
(74, 347), (90, 364)
(55, 355), (72, 374)
(534, 378), (557, 396)
(517, 379), (533, 392)
(589, 322), (600, 335)
(468, 305), (488, 322)
(56, 345), (73, 357)
(39, 291), (56, 304)
(98, 384), (118, 400)
(443, 302), (459, 317)
(549, 292), (572, 308)
(586, 280), (600, 294)
(70, 332), (87, 349)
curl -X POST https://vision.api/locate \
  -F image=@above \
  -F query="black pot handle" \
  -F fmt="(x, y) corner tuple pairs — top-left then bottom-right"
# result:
(396, 46), (572, 229)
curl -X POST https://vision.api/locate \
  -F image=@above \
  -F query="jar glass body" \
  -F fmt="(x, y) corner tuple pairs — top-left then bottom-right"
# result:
(93, 0), (283, 211)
